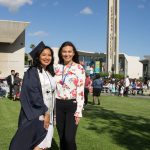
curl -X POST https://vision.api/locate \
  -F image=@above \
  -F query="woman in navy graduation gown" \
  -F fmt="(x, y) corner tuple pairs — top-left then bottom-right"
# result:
(9, 41), (56, 150)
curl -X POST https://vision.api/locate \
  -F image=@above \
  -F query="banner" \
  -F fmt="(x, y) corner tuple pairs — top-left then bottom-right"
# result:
(95, 61), (100, 73)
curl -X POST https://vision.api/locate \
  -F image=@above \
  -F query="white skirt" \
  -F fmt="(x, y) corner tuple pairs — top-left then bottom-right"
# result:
(38, 115), (54, 149)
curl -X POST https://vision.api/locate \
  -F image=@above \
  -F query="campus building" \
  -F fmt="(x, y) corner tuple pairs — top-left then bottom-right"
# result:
(0, 20), (29, 78)
(78, 50), (143, 79)
(140, 55), (150, 80)
(119, 53), (143, 79)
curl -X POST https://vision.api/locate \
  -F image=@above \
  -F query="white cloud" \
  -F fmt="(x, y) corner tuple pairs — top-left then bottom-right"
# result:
(0, 0), (32, 12)
(137, 4), (145, 9)
(80, 6), (93, 15)
(28, 31), (49, 37)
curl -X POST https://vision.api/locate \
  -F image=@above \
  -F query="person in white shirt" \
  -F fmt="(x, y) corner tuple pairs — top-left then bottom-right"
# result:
(147, 80), (150, 90)
(124, 75), (130, 96)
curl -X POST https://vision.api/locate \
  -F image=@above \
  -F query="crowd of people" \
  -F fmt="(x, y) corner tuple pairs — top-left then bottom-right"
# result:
(83, 73), (150, 108)
(102, 76), (150, 97)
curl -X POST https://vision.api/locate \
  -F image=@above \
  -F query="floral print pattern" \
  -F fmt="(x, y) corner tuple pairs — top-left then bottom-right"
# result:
(54, 63), (85, 117)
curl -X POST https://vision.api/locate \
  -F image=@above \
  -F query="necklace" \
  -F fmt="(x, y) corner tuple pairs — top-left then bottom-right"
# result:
(62, 62), (73, 85)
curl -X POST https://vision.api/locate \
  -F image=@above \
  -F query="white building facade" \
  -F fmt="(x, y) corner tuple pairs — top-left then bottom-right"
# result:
(0, 20), (29, 78)
(123, 54), (143, 79)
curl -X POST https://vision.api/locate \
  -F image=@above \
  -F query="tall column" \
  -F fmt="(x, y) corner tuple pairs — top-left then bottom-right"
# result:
(107, 0), (119, 74)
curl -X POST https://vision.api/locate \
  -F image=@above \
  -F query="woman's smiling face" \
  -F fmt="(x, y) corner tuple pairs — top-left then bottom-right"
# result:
(61, 45), (75, 65)
(39, 48), (52, 68)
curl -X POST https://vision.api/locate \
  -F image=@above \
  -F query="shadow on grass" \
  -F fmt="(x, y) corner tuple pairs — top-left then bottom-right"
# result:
(83, 105), (150, 150)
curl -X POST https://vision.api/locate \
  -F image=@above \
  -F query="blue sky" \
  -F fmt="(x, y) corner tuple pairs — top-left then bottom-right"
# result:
(0, 0), (149, 59)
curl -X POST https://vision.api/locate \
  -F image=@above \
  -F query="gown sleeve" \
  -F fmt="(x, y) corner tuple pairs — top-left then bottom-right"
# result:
(20, 67), (48, 120)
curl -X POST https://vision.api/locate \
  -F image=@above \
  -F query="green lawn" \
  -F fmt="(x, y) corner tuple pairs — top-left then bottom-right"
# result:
(0, 95), (150, 150)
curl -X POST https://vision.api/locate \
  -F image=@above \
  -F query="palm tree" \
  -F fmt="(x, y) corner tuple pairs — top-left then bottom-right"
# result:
(30, 44), (35, 50)
(24, 53), (29, 65)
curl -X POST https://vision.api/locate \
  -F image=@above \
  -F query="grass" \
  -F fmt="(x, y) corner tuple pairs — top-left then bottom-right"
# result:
(0, 95), (150, 150)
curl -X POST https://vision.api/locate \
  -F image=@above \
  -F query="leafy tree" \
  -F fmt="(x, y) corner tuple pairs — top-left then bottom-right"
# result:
(24, 53), (29, 65)
(100, 72), (109, 77)
(30, 44), (35, 50)
(113, 74), (124, 80)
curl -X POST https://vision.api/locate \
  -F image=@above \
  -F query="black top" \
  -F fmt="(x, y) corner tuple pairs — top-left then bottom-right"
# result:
(6, 75), (14, 86)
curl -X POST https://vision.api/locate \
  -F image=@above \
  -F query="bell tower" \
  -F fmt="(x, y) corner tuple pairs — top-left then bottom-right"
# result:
(107, 0), (119, 74)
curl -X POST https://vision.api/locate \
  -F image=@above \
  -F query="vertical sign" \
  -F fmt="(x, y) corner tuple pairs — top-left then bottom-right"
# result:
(95, 61), (100, 73)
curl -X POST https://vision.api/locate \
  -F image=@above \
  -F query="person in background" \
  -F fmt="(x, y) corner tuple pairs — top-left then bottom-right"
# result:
(120, 82), (125, 97)
(131, 79), (137, 95)
(13, 72), (22, 100)
(84, 73), (92, 106)
(111, 79), (116, 96)
(6, 70), (15, 99)
(147, 80), (150, 90)
(9, 41), (56, 150)
(54, 41), (85, 150)
(0, 80), (6, 97)
(89, 66), (94, 78)
(124, 75), (130, 97)
(92, 74), (103, 105)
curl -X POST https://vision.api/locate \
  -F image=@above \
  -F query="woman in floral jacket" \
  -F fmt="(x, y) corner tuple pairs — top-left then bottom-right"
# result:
(54, 41), (85, 150)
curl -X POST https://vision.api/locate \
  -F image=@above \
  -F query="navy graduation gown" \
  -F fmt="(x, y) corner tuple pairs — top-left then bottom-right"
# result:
(9, 67), (48, 150)
(20, 67), (48, 121)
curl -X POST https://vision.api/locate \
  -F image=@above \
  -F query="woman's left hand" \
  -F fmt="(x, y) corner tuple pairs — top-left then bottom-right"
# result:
(44, 114), (50, 130)
(75, 116), (80, 125)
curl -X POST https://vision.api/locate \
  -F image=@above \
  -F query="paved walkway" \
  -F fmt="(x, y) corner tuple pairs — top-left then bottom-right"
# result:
(129, 95), (150, 99)
(101, 92), (150, 99)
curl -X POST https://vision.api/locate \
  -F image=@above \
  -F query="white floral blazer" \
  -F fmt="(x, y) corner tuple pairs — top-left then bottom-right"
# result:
(54, 63), (85, 117)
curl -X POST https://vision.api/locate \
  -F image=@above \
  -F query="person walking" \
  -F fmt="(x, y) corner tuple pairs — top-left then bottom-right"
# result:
(9, 41), (56, 150)
(54, 41), (85, 150)
(92, 74), (103, 105)
(84, 73), (92, 106)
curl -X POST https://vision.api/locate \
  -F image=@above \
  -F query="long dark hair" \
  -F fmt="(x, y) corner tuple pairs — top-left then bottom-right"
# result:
(14, 72), (19, 78)
(58, 41), (79, 64)
(31, 46), (55, 76)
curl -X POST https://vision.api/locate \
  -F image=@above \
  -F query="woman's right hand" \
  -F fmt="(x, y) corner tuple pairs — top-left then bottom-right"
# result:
(44, 113), (50, 130)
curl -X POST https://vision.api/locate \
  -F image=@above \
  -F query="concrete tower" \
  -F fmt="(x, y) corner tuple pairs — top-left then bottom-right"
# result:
(107, 0), (119, 74)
